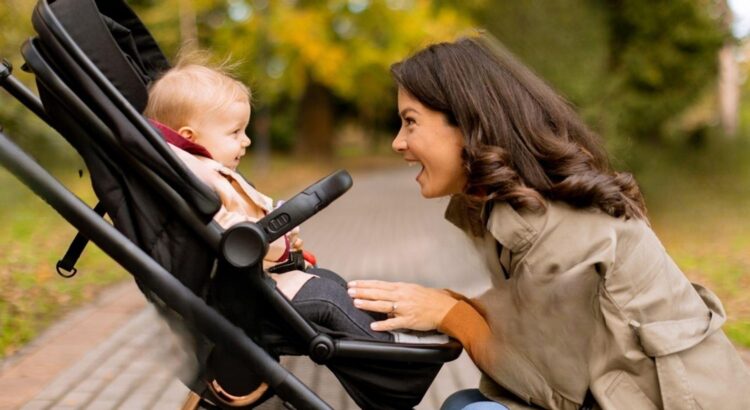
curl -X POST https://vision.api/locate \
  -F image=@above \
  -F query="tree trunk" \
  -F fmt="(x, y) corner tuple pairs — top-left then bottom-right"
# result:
(295, 81), (335, 158)
(718, 0), (739, 138)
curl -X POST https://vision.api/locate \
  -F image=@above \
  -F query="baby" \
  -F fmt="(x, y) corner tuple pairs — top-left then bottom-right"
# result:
(143, 57), (391, 341)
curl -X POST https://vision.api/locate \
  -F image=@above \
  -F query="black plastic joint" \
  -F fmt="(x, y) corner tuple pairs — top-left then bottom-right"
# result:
(219, 222), (268, 269)
(309, 334), (334, 364)
(0, 59), (12, 82)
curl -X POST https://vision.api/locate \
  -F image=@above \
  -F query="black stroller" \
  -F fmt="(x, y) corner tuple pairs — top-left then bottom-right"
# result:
(0, 0), (462, 408)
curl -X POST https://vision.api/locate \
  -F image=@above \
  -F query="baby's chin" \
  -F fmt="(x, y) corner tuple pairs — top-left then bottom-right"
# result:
(220, 159), (241, 170)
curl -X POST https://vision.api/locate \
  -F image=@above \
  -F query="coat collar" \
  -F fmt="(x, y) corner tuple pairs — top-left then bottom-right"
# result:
(445, 196), (538, 254)
(485, 201), (537, 254)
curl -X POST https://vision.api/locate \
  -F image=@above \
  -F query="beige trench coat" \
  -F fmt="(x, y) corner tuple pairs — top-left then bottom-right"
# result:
(446, 198), (750, 409)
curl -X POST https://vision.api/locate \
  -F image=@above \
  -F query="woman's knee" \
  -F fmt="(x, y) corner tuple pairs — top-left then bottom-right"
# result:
(441, 389), (508, 410)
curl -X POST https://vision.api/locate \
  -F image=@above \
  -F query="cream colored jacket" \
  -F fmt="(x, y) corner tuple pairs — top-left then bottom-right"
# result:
(168, 145), (317, 299)
(445, 198), (750, 410)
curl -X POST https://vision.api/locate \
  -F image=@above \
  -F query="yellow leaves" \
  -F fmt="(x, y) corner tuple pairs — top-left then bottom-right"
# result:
(214, 0), (475, 105)
(271, 6), (348, 91)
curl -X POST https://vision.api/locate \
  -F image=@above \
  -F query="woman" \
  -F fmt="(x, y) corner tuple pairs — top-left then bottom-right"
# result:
(347, 36), (750, 409)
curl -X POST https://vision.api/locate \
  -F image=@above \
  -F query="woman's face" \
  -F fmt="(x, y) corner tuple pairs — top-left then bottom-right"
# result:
(392, 88), (467, 198)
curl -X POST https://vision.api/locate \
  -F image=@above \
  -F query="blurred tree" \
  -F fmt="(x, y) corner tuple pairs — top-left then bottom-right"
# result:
(0, 0), (75, 163)
(448, 0), (727, 148)
(442, 0), (625, 154)
(452, 0), (610, 112)
(604, 0), (727, 141)
(135, 0), (471, 157)
(2, 0), (728, 162)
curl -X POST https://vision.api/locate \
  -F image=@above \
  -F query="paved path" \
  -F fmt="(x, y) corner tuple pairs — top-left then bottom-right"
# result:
(0, 167), (492, 409)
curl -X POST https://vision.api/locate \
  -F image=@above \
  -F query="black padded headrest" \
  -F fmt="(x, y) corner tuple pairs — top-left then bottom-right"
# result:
(48, 0), (169, 111)
(33, 0), (221, 219)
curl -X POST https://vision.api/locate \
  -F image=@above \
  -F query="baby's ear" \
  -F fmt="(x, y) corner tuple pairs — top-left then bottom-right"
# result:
(178, 126), (195, 141)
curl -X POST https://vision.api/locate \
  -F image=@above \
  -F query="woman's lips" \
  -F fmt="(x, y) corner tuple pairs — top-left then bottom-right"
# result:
(408, 161), (425, 182)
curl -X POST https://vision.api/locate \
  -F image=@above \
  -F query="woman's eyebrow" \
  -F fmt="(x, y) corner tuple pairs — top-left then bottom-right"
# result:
(399, 108), (418, 117)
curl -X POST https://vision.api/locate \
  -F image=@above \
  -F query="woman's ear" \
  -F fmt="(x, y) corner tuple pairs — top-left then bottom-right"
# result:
(178, 126), (196, 141)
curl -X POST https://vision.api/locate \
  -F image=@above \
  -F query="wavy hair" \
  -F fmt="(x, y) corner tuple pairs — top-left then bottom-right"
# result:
(391, 35), (646, 225)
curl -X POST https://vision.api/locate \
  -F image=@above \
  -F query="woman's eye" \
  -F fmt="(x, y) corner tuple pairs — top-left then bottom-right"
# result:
(404, 118), (416, 126)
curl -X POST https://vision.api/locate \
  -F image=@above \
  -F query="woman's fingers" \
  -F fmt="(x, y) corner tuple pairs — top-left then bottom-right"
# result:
(353, 298), (394, 314)
(349, 279), (461, 331)
(347, 286), (396, 302)
(347, 280), (411, 302)
(348, 280), (398, 290)
(370, 317), (405, 332)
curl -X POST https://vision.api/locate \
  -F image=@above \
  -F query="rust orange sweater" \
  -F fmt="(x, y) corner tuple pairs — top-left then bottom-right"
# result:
(437, 291), (493, 368)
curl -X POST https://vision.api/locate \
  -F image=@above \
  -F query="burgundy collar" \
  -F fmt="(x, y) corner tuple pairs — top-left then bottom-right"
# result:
(149, 119), (213, 159)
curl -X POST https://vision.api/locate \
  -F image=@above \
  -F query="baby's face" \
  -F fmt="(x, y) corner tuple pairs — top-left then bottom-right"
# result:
(190, 99), (251, 170)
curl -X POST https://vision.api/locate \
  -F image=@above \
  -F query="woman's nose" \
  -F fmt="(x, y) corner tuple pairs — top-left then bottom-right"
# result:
(392, 130), (407, 153)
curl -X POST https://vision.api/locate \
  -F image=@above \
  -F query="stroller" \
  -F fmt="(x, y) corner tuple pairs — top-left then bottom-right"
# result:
(0, 0), (463, 408)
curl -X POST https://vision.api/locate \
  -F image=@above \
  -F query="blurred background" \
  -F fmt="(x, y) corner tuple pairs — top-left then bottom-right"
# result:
(1, 0), (749, 359)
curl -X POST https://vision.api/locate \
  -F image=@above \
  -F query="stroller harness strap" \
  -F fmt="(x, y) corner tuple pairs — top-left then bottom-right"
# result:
(56, 201), (107, 277)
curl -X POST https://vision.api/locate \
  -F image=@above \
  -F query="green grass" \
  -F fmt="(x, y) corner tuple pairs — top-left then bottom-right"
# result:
(0, 170), (126, 358)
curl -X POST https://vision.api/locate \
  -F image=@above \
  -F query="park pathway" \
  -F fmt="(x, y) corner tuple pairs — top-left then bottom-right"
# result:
(0, 166), (493, 409)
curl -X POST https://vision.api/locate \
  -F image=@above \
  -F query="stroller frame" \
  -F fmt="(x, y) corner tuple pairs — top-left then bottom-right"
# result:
(0, 0), (462, 409)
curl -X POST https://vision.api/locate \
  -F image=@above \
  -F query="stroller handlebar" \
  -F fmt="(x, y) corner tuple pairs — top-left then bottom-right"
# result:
(221, 170), (353, 268)
(260, 169), (353, 244)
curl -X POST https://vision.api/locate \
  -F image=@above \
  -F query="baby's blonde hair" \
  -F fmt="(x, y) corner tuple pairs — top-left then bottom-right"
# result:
(144, 50), (251, 130)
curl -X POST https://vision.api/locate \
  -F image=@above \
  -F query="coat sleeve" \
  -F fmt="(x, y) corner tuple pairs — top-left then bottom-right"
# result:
(593, 223), (750, 409)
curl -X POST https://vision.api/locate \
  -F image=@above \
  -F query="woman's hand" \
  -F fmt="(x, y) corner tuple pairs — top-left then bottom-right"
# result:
(348, 280), (458, 332)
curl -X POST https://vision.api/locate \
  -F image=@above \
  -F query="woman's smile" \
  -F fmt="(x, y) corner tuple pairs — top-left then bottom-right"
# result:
(392, 88), (466, 198)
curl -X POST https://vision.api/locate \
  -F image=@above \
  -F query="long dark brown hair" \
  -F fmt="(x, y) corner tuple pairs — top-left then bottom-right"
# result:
(391, 35), (646, 225)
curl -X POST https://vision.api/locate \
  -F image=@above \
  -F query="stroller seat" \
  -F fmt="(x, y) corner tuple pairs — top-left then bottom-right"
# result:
(0, 0), (463, 408)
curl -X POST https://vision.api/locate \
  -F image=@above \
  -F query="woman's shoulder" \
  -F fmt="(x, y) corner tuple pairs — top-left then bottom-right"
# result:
(528, 200), (650, 234)
(486, 199), (653, 263)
